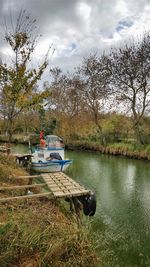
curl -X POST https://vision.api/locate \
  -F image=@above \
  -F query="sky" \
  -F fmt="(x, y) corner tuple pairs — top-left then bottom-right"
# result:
(0, 0), (150, 78)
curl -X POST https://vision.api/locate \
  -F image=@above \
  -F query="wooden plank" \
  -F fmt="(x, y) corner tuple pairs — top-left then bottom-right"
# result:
(52, 188), (69, 192)
(54, 191), (90, 198)
(44, 177), (68, 181)
(63, 186), (82, 190)
(47, 183), (78, 188)
(46, 183), (58, 187)
(46, 181), (72, 186)
(0, 183), (46, 191)
(42, 175), (69, 179)
(48, 186), (82, 192)
(0, 192), (52, 202)
(46, 185), (62, 189)
(53, 188), (90, 195)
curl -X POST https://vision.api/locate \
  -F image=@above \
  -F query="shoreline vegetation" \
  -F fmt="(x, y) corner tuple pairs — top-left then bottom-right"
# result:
(0, 134), (150, 161)
(65, 140), (150, 161)
(0, 154), (98, 267)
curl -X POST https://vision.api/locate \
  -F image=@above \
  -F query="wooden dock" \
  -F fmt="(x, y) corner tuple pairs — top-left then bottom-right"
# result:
(0, 172), (91, 201)
(0, 172), (95, 222)
(42, 172), (91, 198)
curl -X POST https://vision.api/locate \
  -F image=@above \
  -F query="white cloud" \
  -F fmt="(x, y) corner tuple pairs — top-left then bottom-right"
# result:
(115, 0), (130, 17)
(1, 0), (150, 74)
(77, 2), (91, 21)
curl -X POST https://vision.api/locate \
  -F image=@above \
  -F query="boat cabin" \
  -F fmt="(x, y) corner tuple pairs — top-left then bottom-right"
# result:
(45, 135), (64, 148)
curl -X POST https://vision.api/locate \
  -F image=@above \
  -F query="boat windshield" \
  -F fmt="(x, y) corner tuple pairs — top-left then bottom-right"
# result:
(45, 135), (64, 148)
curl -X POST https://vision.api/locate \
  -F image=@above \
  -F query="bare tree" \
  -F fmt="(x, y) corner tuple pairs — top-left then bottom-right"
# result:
(48, 68), (83, 118)
(109, 33), (150, 144)
(0, 10), (50, 142)
(78, 54), (111, 144)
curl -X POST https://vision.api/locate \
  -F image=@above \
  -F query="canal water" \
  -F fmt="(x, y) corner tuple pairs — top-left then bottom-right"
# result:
(12, 145), (150, 267)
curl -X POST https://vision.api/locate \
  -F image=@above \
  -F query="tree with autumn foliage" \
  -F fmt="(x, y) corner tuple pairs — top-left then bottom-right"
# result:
(46, 68), (85, 138)
(0, 10), (50, 142)
(78, 54), (111, 145)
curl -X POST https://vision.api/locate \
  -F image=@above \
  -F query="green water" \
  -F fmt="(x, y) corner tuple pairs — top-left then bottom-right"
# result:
(66, 151), (150, 267)
(11, 144), (30, 154)
(12, 145), (150, 267)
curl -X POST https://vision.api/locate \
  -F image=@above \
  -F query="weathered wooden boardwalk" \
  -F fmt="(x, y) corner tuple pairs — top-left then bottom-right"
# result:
(42, 172), (91, 198)
(0, 172), (91, 202)
(0, 172), (95, 222)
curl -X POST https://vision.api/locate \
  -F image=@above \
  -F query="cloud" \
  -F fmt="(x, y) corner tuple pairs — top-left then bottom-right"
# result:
(1, 0), (150, 76)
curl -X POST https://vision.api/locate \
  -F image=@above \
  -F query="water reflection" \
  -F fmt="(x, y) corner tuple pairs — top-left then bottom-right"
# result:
(66, 151), (150, 267)
(122, 164), (135, 197)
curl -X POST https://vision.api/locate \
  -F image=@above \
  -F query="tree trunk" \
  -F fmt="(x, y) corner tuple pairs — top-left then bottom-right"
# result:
(133, 123), (144, 145)
(8, 118), (13, 143)
(95, 121), (106, 146)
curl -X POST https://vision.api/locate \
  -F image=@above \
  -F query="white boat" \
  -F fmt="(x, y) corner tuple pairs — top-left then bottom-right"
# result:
(31, 135), (72, 173)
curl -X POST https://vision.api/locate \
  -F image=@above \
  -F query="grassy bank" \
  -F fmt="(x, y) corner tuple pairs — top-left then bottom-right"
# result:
(65, 140), (150, 161)
(0, 154), (99, 267)
(1, 132), (150, 161)
(0, 134), (39, 145)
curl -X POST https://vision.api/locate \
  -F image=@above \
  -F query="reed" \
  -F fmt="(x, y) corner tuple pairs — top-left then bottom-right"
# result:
(66, 140), (150, 161)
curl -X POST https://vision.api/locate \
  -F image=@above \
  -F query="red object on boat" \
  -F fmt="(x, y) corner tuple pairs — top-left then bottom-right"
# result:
(40, 138), (46, 148)
(40, 130), (44, 139)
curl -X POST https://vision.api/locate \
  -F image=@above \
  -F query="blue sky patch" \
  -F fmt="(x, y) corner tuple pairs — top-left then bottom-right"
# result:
(116, 20), (134, 32)
(70, 42), (77, 50)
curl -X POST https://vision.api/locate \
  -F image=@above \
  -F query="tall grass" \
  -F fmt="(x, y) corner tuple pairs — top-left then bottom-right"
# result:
(0, 154), (99, 267)
(0, 200), (98, 267)
(0, 154), (27, 183)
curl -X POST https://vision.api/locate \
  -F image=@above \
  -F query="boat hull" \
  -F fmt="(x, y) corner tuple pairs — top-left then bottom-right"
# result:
(31, 159), (72, 173)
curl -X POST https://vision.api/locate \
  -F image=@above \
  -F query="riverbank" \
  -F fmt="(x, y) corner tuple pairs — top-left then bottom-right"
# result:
(65, 140), (150, 161)
(0, 154), (98, 267)
(1, 134), (150, 161)
(0, 134), (39, 145)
